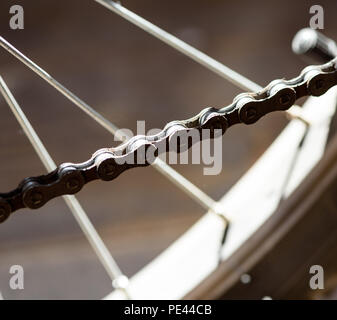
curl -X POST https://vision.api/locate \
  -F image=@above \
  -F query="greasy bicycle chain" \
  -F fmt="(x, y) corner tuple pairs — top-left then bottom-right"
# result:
(1, 57), (337, 223)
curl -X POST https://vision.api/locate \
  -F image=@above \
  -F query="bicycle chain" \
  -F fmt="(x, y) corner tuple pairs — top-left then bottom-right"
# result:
(1, 57), (337, 223)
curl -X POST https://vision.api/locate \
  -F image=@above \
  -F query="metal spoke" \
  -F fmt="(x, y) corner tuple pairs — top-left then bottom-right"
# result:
(0, 36), (226, 219)
(94, 0), (259, 92)
(0, 76), (130, 298)
(93, 0), (307, 123)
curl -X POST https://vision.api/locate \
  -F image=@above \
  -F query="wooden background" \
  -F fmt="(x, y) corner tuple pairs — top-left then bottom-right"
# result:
(0, 0), (336, 299)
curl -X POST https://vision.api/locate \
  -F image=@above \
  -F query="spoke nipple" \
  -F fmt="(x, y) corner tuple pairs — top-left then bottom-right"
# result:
(240, 273), (252, 284)
(112, 275), (129, 290)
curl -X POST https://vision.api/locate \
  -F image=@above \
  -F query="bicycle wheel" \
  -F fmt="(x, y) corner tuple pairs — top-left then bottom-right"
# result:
(1, 0), (337, 301)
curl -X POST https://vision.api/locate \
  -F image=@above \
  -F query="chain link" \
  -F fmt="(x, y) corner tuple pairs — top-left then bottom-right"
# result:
(1, 57), (337, 223)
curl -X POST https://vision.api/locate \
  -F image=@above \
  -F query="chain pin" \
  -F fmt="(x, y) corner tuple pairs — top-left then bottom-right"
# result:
(245, 107), (257, 121)
(101, 162), (116, 178)
(279, 93), (291, 106)
(96, 155), (119, 181)
(30, 192), (43, 206)
(66, 178), (81, 191)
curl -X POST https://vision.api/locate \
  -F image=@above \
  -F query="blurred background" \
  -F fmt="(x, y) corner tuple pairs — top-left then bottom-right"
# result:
(0, 0), (336, 299)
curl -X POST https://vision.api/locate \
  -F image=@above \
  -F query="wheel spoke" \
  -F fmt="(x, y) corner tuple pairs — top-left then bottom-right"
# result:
(0, 36), (226, 218)
(0, 76), (130, 298)
(94, 0), (308, 124)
